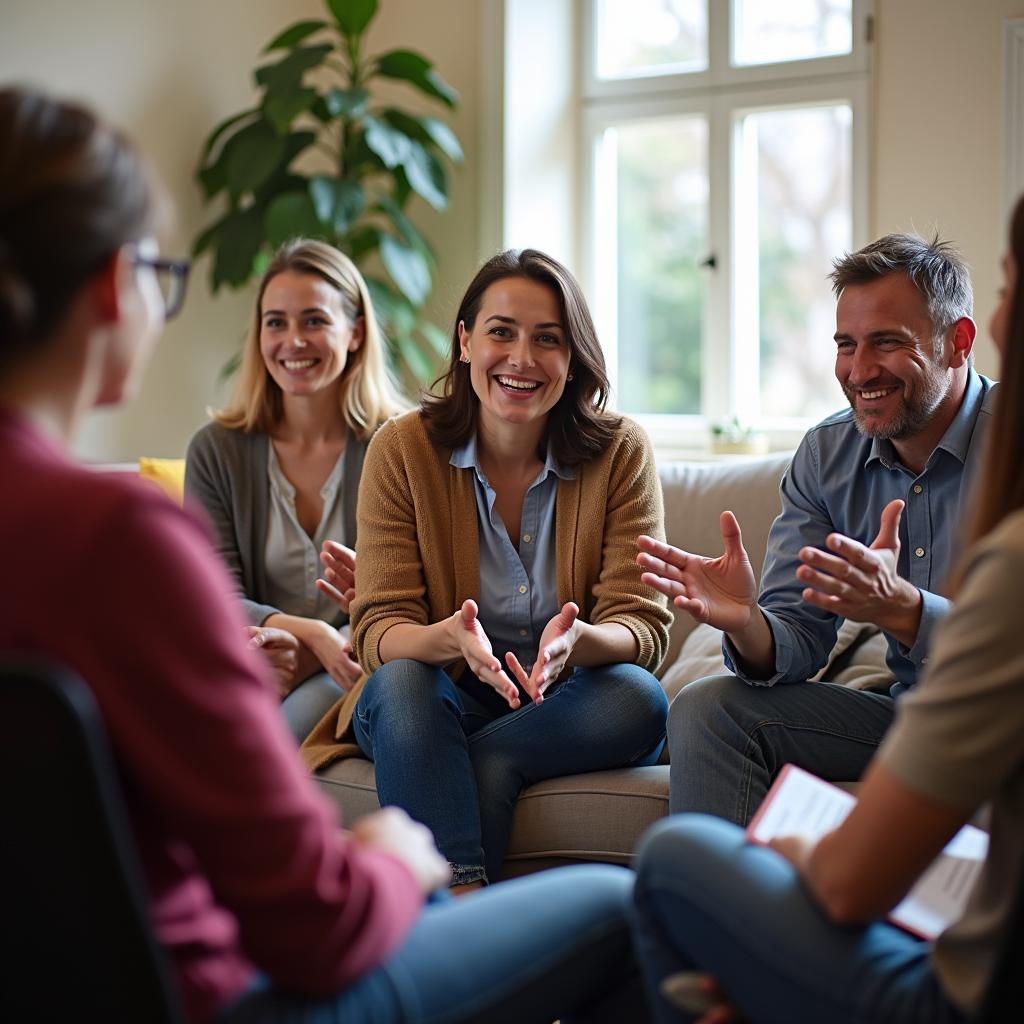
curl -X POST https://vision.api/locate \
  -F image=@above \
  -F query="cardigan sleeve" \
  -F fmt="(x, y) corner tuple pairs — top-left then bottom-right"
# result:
(185, 424), (280, 626)
(589, 420), (672, 671)
(349, 418), (431, 672)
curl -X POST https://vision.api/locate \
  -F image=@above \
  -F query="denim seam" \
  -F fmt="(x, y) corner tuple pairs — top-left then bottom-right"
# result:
(738, 719), (889, 826)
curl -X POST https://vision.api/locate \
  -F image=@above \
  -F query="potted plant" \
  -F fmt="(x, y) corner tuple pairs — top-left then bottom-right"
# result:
(710, 415), (769, 455)
(192, 0), (463, 386)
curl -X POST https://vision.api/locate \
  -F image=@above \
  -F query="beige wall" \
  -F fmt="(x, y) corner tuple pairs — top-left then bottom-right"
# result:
(0, 0), (480, 460)
(0, 0), (1019, 456)
(874, 0), (1024, 379)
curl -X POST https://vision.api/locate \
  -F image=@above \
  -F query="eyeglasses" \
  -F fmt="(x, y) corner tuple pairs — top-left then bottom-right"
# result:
(132, 254), (191, 321)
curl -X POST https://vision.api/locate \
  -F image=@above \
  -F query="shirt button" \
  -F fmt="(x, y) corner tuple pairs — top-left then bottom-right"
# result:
(520, 628), (528, 637)
(522, 533), (532, 543)
(518, 584), (528, 594)
(912, 484), (923, 494)
(914, 547), (925, 558)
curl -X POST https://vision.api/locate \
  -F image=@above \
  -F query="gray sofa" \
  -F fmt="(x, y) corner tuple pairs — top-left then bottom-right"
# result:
(313, 450), (892, 877)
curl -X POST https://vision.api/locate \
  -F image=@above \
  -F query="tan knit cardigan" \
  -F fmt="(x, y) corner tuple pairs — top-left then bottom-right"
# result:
(301, 409), (671, 771)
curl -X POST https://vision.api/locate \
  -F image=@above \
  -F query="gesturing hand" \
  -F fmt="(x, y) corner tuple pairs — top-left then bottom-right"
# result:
(636, 512), (758, 632)
(351, 807), (451, 894)
(451, 599), (521, 710)
(317, 540), (356, 614)
(505, 602), (579, 704)
(795, 499), (922, 645)
(304, 620), (363, 692)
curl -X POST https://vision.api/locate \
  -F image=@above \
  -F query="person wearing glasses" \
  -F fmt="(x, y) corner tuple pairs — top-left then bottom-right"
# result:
(186, 240), (407, 742)
(0, 85), (652, 1024)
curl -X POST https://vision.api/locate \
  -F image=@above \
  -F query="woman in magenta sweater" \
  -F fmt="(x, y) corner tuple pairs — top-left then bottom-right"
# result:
(0, 86), (648, 1024)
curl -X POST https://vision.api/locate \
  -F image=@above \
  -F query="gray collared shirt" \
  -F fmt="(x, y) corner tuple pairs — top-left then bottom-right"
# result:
(726, 370), (998, 696)
(263, 443), (347, 628)
(450, 433), (575, 673)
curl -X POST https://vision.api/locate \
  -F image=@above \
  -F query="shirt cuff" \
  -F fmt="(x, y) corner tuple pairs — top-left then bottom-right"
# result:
(722, 609), (792, 687)
(899, 589), (951, 672)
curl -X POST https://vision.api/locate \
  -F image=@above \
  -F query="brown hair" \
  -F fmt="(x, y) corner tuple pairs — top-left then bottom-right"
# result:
(213, 239), (408, 438)
(962, 196), (1024, 553)
(0, 86), (158, 365)
(422, 248), (621, 465)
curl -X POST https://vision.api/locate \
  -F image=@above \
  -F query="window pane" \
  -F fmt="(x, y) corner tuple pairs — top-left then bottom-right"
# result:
(733, 0), (852, 67)
(743, 104), (852, 421)
(596, 0), (707, 79)
(611, 117), (708, 414)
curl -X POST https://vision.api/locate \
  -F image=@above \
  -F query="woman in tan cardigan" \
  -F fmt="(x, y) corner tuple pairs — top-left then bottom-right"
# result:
(327, 248), (672, 888)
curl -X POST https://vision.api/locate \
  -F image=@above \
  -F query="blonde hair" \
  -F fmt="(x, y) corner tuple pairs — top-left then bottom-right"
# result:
(214, 239), (408, 438)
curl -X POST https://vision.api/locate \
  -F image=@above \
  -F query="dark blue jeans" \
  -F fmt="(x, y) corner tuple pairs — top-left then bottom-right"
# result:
(631, 816), (966, 1024)
(668, 674), (895, 823)
(219, 864), (650, 1023)
(353, 660), (668, 882)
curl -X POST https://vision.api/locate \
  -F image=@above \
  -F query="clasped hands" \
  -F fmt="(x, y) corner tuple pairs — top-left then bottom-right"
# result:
(637, 499), (921, 645)
(450, 598), (580, 709)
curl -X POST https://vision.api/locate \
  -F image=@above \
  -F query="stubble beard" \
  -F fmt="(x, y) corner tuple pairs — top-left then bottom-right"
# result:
(844, 369), (950, 441)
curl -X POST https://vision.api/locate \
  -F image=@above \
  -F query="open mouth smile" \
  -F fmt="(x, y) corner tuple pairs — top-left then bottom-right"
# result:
(857, 385), (900, 400)
(494, 374), (542, 393)
(281, 358), (319, 371)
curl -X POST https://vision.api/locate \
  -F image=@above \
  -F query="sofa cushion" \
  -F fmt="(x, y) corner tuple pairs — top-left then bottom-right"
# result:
(314, 757), (670, 873)
(660, 619), (895, 703)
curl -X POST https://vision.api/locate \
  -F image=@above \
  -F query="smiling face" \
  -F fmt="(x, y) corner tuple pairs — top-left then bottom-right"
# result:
(834, 272), (959, 441)
(258, 270), (362, 399)
(458, 276), (571, 435)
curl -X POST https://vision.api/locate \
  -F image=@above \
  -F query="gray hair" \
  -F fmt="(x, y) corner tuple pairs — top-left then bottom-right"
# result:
(828, 233), (973, 337)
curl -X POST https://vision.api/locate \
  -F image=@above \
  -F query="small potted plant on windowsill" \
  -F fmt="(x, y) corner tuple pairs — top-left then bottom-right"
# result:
(709, 416), (769, 455)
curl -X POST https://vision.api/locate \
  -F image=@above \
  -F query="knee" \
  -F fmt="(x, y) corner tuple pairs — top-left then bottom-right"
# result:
(357, 660), (455, 734)
(668, 673), (751, 740)
(601, 664), (669, 730)
(635, 814), (744, 889)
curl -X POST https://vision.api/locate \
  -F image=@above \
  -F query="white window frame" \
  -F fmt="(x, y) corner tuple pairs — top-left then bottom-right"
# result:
(478, 0), (874, 454)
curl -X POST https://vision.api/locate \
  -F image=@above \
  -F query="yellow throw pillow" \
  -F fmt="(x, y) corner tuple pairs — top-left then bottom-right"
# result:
(138, 457), (186, 504)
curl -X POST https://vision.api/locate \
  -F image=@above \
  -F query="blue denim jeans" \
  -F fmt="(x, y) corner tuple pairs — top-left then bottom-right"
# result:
(280, 671), (344, 744)
(668, 674), (895, 823)
(353, 659), (668, 883)
(631, 816), (966, 1024)
(219, 864), (650, 1023)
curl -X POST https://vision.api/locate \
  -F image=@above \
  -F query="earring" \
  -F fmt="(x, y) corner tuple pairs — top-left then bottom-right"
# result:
(567, 372), (574, 381)
(460, 354), (470, 364)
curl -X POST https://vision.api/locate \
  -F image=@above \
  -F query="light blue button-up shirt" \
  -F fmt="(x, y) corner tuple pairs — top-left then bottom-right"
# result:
(450, 433), (574, 673)
(725, 370), (998, 696)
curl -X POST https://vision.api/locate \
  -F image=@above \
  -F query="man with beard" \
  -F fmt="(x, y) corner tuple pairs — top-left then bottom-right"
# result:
(637, 234), (997, 824)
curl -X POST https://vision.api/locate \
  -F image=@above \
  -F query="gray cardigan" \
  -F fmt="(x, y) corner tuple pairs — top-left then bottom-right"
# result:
(185, 421), (369, 625)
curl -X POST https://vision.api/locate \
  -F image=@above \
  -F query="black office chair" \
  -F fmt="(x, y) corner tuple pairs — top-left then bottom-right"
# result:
(0, 659), (184, 1023)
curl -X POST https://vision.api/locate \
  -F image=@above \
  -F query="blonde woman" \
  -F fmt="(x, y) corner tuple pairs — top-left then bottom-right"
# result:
(186, 240), (407, 741)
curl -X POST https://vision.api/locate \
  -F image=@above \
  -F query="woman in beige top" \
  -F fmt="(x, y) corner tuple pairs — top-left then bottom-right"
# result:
(630, 196), (1024, 1024)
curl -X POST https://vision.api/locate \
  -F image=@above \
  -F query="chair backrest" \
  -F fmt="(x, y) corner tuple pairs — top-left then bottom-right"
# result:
(0, 659), (184, 1023)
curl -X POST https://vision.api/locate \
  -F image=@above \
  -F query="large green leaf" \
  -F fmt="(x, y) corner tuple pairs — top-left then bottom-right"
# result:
(255, 44), (332, 91)
(309, 176), (366, 234)
(375, 195), (434, 262)
(264, 190), (325, 245)
(383, 109), (463, 163)
(344, 225), (382, 263)
(363, 115), (411, 169)
(225, 120), (287, 198)
(402, 142), (448, 211)
(380, 233), (431, 306)
(328, 0), (377, 37)
(263, 87), (318, 134)
(418, 319), (450, 359)
(374, 49), (458, 108)
(323, 87), (369, 119)
(263, 19), (327, 52)
(199, 108), (259, 164)
(212, 207), (265, 290)
(365, 276), (417, 338)
(192, 212), (228, 257)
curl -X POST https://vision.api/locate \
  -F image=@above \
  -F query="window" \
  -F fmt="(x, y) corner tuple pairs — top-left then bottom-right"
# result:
(581, 0), (872, 448)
